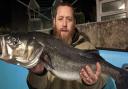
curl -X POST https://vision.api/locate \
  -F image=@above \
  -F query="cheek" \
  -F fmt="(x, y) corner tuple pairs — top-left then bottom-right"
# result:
(55, 22), (62, 29)
(68, 23), (75, 31)
(54, 24), (61, 34)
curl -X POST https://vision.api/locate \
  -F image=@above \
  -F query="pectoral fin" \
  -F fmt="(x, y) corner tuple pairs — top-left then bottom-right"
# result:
(41, 53), (54, 70)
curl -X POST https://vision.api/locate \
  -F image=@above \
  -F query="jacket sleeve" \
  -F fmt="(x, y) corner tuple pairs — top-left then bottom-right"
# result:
(0, 33), (43, 68)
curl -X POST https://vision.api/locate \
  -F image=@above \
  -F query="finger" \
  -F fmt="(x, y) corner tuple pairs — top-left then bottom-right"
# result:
(80, 69), (97, 85)
(80, 73), (94, 85)
(80, 68), (89, 79)
(85, 65), (96, 80)
(95, 62), (101, 77)
(80, 68), (91, 83)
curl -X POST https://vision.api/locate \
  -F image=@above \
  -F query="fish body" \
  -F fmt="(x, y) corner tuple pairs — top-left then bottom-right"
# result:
(33, 32), (128, 89)
(0, 32), (128, 89)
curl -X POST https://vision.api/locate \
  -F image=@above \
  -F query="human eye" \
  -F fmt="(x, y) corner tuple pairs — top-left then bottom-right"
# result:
(57, 17), (63, 21)
(67, 17), (73, 22)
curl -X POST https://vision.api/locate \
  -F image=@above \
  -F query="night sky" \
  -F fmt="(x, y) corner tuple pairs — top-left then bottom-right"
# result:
(0, 0), (11, 26)
(0, 0), (96, 27)
(0, 0), (29, 27)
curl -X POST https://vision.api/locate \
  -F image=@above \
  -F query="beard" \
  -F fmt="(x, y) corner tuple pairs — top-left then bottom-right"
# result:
(53, 26), (75, 45)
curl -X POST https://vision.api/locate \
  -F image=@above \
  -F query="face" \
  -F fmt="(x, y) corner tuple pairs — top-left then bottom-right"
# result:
(53, 6), (76, 44)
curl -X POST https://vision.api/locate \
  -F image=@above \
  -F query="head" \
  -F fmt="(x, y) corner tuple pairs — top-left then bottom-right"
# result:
(53, 2), (76, 44)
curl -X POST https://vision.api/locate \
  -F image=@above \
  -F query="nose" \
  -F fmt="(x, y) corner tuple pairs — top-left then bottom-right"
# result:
(62, 19), (67, 27)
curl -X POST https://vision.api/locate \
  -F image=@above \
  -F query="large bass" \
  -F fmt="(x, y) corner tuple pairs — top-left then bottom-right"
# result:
(0, 32), (128, 89)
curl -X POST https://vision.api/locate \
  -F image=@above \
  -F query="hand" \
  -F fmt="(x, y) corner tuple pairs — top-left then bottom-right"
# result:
(80, 62), (101, 85)
(29, 61), (45, 74)
(29, 53), (45, 74)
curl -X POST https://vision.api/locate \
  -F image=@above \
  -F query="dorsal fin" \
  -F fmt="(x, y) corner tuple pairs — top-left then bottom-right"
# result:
(79, 50), (105, 61)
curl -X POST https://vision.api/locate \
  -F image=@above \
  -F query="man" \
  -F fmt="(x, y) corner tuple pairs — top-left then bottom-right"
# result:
(27, 2), (116, 89)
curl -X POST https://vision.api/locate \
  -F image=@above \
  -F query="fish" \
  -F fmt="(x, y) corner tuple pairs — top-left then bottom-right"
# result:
(0, 32), (128, 89)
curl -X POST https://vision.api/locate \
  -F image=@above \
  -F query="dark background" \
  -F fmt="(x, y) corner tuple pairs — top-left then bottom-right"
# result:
(0, 0), (96, 30)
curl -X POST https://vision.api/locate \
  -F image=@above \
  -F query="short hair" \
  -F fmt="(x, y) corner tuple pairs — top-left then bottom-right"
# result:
(52, 2), (75, 18)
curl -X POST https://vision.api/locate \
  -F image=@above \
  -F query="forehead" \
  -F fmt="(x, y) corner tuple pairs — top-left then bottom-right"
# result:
(56, 6), (74, 17)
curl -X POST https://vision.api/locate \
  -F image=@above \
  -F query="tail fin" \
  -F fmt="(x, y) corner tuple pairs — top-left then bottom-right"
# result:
(115, 69), (128, 89)
(81, 49), (128, 89)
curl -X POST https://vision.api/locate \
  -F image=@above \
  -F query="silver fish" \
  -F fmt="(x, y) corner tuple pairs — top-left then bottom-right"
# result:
(0, 32), (128, 89)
